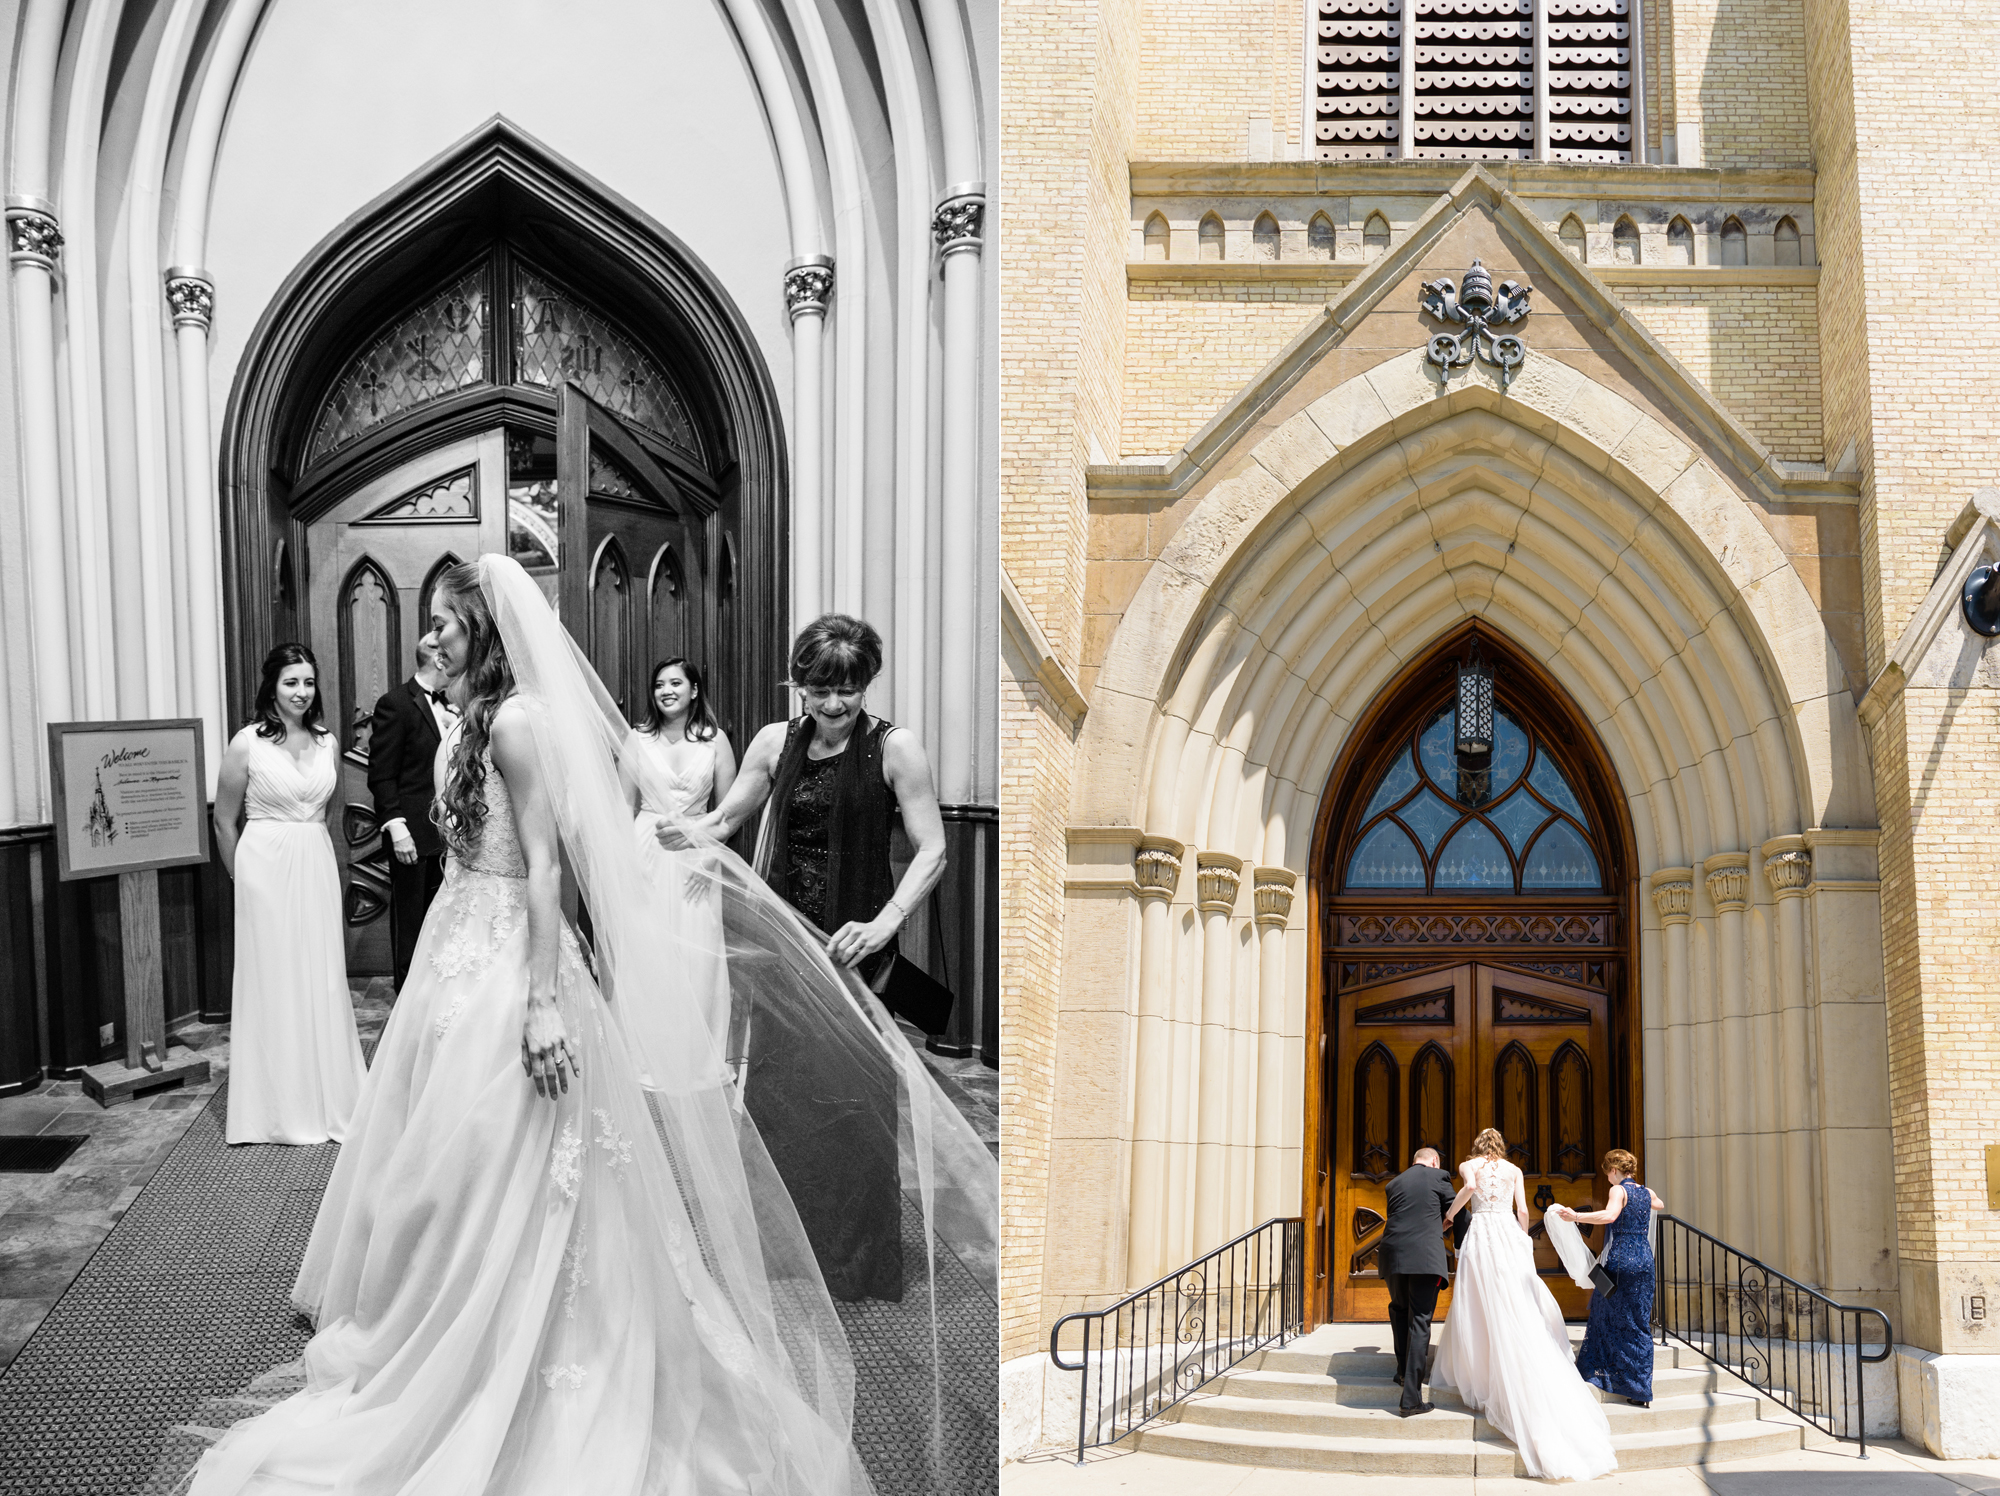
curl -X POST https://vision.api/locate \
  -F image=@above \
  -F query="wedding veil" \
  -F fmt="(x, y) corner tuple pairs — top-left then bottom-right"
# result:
(479, 554), (997, 1492)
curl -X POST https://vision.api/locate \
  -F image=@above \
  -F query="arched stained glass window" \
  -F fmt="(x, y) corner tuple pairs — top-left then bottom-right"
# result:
(306, 255), (705, 470)
(1343, 701), (1603, 894)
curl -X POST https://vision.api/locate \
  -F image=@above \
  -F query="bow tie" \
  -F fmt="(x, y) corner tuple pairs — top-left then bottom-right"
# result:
(428, 689), (455, 710)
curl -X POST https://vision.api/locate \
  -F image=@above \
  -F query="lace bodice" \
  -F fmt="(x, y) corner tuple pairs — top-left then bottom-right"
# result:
(1608, 1181), (1652, 1240)
(244, 731), (335, 823)
(1461, 1158), (1522, 1214)
(625, 730), (715, 819)
(442, 724), (527, 877)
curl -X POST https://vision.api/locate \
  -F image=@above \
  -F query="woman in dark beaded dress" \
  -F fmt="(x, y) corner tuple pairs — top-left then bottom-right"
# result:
(1561, 1148), (1668, 1406)
(661, 615), (947, 1300)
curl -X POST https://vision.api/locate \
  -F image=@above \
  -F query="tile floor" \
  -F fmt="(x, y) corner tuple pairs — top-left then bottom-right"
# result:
(0, 981), (995, 1371)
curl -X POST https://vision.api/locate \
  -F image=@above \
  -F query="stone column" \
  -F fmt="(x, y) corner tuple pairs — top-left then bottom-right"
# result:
(1704, 852), (1753, 1249)
(1126, 835), (1183, 1288)
(1650, 869), (1695, 1216)
(7, 201), (71, 809)
(165, 271), (225, 786)
(1191, 851), (1243, 1259)
(932, 189), (983, 807)
(1763, 837), (1819, 1285)
(1252, 868), (1297, 1225)
(783, 259), (833, 631)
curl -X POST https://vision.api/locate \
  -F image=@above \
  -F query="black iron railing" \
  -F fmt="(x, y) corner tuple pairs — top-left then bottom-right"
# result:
(1654, 1213), (1893, 1456)
(1048, 1217), (1303, 1463)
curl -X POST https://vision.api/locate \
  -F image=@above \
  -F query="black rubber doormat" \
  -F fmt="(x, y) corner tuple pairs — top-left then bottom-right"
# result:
(0, 1134), (88, 1172)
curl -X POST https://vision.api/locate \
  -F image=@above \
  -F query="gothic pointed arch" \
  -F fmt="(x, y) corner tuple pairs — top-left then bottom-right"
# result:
(418, 551), (465, 633)
(1351, 1040), (1399, 1181)
(218, 118), (786, 745)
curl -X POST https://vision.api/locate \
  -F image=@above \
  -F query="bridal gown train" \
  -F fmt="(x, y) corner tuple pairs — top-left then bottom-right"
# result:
(187, 731), (855, 1496)
(1430, 1158), (1617, 1482)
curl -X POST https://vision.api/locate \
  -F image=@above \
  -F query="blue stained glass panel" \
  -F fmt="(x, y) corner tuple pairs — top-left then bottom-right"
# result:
(1418, 707), (1456, 791)
(1363, 748), (1420, 819)
(1490, 710), (1529, 796)
(1434, 819), (1512, 889)
(1522, 820), (1601, 888)
(1486, 789), (1551, 853)
(1529, 750), (1588, 823)
(1399, 789), (1458, 854)
(1347, 820), (1425, 888)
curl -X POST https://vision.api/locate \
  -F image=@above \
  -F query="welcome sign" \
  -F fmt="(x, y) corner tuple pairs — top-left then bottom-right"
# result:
(48, 719), (211, 880)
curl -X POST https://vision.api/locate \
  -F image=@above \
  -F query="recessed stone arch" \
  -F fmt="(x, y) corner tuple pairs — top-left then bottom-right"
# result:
(1091, 348), (1876, 1307)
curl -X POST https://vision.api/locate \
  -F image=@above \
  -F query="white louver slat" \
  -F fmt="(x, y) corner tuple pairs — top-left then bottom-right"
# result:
(1311, 0), (1638, 164)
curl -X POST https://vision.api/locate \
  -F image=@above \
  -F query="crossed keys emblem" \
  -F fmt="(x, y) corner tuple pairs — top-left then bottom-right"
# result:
(1419, 258), (1532, 392)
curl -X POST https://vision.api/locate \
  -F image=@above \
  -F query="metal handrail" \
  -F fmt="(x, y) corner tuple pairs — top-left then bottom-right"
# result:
(1048, 1216), (1303, 1463)
(1654, 1212), (1893, 1456)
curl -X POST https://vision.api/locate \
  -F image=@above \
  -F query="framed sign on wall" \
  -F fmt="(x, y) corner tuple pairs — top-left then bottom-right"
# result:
(46, 719), (213, 1102)
(48, 719), (211, 880)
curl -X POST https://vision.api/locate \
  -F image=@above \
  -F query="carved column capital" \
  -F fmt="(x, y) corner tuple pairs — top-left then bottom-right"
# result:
(932, 184), (986, 258)
(783, 256), (834, 320)
(1195, 851), (1244, 915)
(1134, 835), (1184, 901)
(6, 203), (62, 269)
(1703, 852), (1752, 913)
(1649, 868), (1695, 925)
(165, 270), (214, 330)
(1763, 846), (1812, 898)
(1253, 867), (1298, 928)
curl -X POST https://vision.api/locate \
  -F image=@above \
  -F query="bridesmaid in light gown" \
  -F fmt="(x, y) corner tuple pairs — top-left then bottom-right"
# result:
(620, 658), (736, 1050)
(212, 644), (367, 1145)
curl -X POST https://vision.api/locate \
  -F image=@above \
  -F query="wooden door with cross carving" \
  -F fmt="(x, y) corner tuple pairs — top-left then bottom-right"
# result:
(1333, 960), (1612, 1320)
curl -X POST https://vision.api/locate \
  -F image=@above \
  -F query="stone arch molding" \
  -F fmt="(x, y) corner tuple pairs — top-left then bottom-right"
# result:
(1078, 350), (1874, 875)
(1088, 347), (1888, 1301)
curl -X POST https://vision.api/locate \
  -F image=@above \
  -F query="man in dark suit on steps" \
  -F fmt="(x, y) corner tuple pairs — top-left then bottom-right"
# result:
(367, 639), (456, 992)
(1380, 1145), (1455, 1416)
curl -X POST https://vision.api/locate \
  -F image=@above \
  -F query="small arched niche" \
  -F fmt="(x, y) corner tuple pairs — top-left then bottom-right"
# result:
(1307, 212), (1336, 261)
(1198, 213), (1225, 262)
(1362, 212), (1390, 261)
(1611, 216), (1640, 266)
(1721, 216), (1748, 266)
(1666, 216), (1694, 266)
(1252, 211), (1281, 262)
(1143, 211), (1170, 262)
(1559, 215), (1586, 262)
(1773, 216), (1802, 267)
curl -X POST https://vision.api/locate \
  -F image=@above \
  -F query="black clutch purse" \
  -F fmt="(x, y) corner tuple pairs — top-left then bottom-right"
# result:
(1590, 1264), (1617, 1295)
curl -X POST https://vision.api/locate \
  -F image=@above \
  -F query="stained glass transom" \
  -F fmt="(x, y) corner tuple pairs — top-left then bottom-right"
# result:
(513, 267), (703, 464)
(309, 269), (490, 460)
(1343, 694), (1604, 894)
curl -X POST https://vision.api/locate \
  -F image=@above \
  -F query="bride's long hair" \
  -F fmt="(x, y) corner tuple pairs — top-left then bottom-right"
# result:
(430, 562), (515, 854)
(1472, 1127), (1507, 1160)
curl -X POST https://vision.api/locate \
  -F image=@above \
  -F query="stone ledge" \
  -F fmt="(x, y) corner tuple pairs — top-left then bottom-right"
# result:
(1896, 1345), (2000, 1459)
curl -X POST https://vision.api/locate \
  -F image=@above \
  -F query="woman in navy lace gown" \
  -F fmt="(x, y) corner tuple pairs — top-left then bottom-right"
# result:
(1560, 1148), (1667, 1406)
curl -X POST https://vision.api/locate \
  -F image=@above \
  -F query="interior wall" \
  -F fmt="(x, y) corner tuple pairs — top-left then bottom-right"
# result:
(202, 0), (794, 437)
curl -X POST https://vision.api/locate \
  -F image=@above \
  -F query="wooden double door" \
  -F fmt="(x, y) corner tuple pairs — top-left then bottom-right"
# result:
(1333, 961), (1613, 1321)
(304, 384), (718, 974)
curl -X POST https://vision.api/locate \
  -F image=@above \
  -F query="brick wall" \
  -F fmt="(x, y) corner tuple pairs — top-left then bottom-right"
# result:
(1122, 281), (1325, 456)
(999, 0), (1142, 1364)
(1664, 0), (1812, 166)
(1620, 285), (1825, 462)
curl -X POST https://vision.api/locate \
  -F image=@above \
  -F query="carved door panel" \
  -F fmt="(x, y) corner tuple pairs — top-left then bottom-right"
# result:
(1331, 964), (1475, 1322)
(1472, 965), (1613, 1318)
(556, 382), (711, 723)
(304, 430), (509, 974)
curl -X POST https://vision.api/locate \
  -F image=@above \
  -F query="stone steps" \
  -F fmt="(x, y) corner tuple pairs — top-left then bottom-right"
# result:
(1129, 1328), (1815, 1477)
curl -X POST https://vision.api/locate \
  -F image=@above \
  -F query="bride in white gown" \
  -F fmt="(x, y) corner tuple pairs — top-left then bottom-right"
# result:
(1430, 1128), (1617, 1482)
(185, 556), (998, 1495)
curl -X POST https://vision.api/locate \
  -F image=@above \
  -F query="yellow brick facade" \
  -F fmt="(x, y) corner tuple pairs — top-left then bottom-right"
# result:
(1002, 0), (2000, 1417)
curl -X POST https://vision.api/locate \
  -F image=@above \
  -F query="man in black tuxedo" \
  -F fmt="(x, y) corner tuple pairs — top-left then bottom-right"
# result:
(367, 639), (456, 991)
(1380, 1145), (1456, 1415)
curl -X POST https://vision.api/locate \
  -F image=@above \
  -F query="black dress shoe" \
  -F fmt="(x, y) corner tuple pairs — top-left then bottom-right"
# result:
(1396, 1402), (1436, 1417)
(1626, 1397), (1650, 1408)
